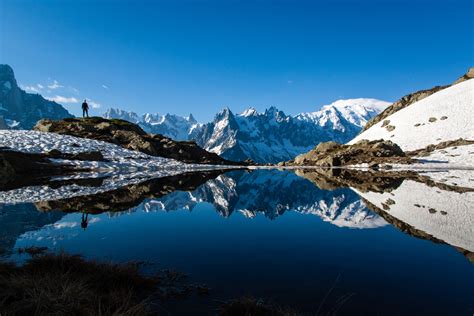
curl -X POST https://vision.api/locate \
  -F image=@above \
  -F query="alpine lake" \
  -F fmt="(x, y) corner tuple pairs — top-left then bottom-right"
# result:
(1, 167), (473, 315)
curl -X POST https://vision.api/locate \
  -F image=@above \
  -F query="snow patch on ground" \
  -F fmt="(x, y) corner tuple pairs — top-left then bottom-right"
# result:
(349, 80), (474, 152)
(0, 130), (217, 171)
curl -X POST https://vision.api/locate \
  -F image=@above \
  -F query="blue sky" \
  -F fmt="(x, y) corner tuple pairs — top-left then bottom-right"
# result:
(1, 0), (472, 121)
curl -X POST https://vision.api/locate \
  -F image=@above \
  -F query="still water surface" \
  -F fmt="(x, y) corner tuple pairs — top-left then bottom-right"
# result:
(1, 169), (473, 315)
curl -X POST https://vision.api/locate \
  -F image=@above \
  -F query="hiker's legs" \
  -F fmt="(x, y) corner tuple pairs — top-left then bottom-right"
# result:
(83, 109), (86, 118)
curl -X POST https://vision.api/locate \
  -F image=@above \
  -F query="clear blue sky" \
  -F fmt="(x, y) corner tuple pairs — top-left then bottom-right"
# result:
(1, 0), (472, 120)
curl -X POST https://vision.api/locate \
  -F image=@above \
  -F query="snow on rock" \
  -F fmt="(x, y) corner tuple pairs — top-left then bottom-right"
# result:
(355, 179), (474, 252)
(0, 130), (206, 171)
(296, 98), (390, 130)
(350, 79), (474, 151)
(393, 144), (474, 170)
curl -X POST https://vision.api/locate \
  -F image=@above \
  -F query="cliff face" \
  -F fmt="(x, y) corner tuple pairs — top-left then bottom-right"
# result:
(0, 64), (72, 129)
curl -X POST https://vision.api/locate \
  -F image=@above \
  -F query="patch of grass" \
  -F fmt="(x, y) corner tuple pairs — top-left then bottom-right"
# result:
(0, 252), (203, 315)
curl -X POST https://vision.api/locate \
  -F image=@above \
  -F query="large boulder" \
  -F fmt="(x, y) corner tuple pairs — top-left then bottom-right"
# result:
(289, 139), (409, 167)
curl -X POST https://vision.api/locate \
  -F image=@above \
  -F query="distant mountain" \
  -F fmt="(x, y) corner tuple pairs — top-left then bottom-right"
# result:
(0, 64), (72, 129)
(104, 98), (389, 163)
(194, 99), (389, 163)
(104, 108), (200, 141)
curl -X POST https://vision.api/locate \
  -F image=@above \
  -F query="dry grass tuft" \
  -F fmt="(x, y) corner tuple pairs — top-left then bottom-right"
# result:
(0, 252), (193, 315)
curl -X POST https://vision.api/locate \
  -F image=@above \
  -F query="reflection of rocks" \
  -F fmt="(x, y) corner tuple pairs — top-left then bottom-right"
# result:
(0, 149), (90, 191)
(295, 168), (473, 194)
(35, 170), (227, 214)
(34, 117), (244, 165)
(285, 139), (411, 167)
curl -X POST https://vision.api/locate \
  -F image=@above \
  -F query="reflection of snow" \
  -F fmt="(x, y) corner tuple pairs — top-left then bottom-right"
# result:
(295, 198), (387, 229)
(141, 172), (387, 229)
(355, 179), (474, 252)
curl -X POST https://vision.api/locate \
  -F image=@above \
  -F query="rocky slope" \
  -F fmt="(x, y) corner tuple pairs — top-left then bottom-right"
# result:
(104, 98), (389, 163)
(33, 117), (244, 165)
(285, 139), (411, 167)
(0, 64), (72, 129)
(349, 76), (473, 168)
(361, 67), (473, 132)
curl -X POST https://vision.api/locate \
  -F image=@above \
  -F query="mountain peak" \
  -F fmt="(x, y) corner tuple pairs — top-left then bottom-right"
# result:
(240, 107), (258, 117)
(0, 65), (72, 129)
(215, 107), (234, 120)
(187, 113), (197, 123)
(0, 64), (15, 78)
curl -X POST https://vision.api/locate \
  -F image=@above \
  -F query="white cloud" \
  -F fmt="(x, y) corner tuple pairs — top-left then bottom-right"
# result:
(46, 95), (79, 104)
(21, 85), (40, 93)
(102, 84), (109, 90)
(48, 80), (63, 89)
(37, 84), (44, 89)
(88, 100), (101, 109)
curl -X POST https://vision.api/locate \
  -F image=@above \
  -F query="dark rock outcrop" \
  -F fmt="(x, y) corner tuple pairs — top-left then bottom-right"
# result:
(361, 67), (474, 132)
(0, 64), (72, 129)
(0, 149), (103, 191)
(285, 139), (411, 167)
(34, 117), (245, 165)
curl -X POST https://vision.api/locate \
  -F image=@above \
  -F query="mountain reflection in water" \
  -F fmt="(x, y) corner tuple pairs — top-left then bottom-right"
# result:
(1, 168), (473, 315)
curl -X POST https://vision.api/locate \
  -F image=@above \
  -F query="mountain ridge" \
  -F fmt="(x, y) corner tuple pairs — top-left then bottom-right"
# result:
(105, 98), (389, 163)
(0, 64), (72, 129)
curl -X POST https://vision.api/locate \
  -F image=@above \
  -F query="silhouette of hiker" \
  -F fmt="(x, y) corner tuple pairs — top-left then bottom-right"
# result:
(81, 212), (89, 230)
(82, 99), (89, 118)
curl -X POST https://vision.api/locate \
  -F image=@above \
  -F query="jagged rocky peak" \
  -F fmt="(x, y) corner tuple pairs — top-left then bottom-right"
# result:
(0, 64), (17, 92)
(240, 107), (258, 117)
(193, 99), (388, 163)
(0, 64), (72, 129)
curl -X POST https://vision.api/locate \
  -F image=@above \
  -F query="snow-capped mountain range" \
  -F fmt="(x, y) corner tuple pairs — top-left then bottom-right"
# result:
(105, 98), (389, 163)
(104, 108), (201, 141)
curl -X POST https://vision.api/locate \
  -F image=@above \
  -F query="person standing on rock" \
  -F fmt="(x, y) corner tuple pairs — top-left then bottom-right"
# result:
(82, 99), (89, 118)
